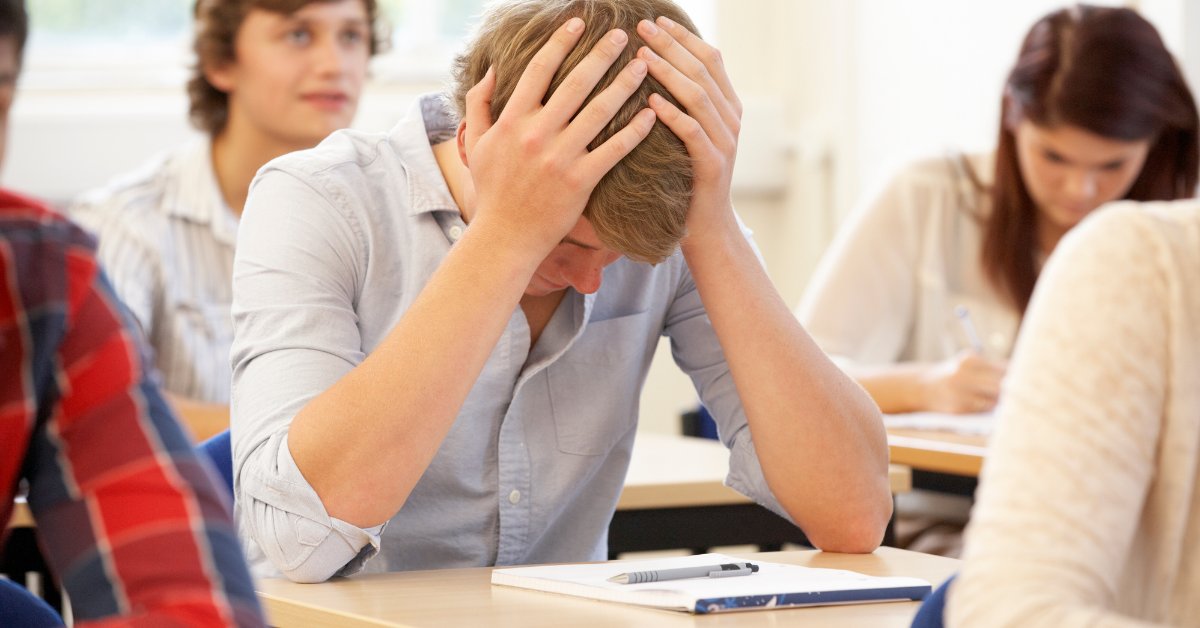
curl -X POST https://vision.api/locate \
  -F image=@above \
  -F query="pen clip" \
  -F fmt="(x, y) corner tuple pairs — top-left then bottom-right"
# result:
(707, 567), (754, 578)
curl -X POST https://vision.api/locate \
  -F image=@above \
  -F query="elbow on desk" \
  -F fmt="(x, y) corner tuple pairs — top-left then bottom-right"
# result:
(803, 497), (893, 554)
(807, 524), (884, 554)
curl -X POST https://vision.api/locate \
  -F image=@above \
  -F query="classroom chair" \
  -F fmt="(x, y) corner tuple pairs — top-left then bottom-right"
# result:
(910, 574), (954, 628)
(680, 405), (719, 440)
(198, 429), (235, 496)
(0, 578), (63, 627)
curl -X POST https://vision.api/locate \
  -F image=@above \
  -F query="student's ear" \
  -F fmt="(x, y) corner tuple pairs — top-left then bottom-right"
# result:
(456, 120), (470, 167)
(204, 61), (236, 94)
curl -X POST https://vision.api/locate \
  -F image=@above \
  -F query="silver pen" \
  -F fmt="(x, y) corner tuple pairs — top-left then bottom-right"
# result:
(954, 305), (985, 353)
(607, 562), (759, 585)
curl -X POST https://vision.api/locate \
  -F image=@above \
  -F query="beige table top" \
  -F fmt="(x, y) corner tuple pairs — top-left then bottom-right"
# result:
(621, 433), (911, 510)
(887, 429), (988, 478)
(258, 546), (958, 628)
(7, 496), (32, 528)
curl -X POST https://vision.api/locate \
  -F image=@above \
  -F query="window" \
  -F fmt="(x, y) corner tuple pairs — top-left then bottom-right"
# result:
(22, 0), (715, 89)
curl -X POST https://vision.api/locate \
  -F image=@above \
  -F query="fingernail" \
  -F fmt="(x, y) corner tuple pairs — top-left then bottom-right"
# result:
(640, 19), (658, 36)
(609, 29), (627, 45)
(631, 59), (647, 76)
(566, 17), (584, 33)
(640, 46), (658, 61)
(657, 16), (676, 30)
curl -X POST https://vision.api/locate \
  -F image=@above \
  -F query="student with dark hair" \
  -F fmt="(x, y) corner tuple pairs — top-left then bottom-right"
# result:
(231, 0), (891, 583)
(798, 5), (1198, 416)
(0, 1), (264, 623)
(70, 0), (384, 441)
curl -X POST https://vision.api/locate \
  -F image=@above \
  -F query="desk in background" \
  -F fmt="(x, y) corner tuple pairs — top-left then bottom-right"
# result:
(614, 433), (911, 555)
(887, 422), (988, 496)
(1, 497), (60, 611)
(258, 546), (958, 628)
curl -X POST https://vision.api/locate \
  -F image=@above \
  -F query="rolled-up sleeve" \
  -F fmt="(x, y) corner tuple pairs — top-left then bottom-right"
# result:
(230, 167), (383, 582)
(662, 218), (792, 523)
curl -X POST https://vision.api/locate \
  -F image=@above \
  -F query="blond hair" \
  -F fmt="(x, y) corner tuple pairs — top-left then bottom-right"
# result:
(450, 0), (696, 263)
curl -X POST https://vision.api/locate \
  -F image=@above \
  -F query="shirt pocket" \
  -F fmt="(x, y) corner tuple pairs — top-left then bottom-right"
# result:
(547, 312), (651, 456)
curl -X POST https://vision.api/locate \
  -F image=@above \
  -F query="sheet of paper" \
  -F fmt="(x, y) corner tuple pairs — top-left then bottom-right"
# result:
(492, 552), (931, 612)
(884, 412), (994, 436)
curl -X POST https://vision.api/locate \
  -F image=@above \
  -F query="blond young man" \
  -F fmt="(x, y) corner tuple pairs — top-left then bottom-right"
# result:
(231, 0), (891, 583)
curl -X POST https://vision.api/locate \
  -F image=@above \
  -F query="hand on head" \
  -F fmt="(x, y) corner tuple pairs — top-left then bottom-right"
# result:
(635, 16), (742, 235)
(460, 17), (656, 256)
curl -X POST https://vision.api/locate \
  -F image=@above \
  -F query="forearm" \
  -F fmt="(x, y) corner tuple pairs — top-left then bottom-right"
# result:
(681, 219), (891, 552)
(843, 362), (931, 414)
(288, 222), (544, 527)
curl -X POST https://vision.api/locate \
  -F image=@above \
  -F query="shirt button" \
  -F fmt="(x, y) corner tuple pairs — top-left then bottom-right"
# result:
(448, 225), (464, 241)
(508, 489), (521, 505)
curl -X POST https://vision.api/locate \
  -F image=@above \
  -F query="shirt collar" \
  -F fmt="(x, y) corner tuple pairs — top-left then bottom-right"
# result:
(159, 138), (240, 246)
(391, 94), (462, 218)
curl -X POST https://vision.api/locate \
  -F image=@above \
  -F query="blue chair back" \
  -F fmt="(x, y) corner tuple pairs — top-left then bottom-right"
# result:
(0, 578), (63, 627)
(911, 574), (955, 628)
(198, 429), (234, 496)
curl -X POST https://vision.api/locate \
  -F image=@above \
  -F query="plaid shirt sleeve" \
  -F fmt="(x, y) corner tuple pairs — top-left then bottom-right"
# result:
(0, 196), (264, 626)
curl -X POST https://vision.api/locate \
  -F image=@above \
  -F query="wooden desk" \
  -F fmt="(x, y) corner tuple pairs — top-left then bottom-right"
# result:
(621, 433), (911, 508)
(612, 434), (911, 554)
(887, 430), (987, 478)
(257, 546), (959, 628)
(8, 497), (32, 529)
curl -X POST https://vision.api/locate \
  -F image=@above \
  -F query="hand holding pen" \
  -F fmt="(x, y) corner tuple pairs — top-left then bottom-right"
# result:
(608, 562), (759, 585)
(917, 307), (1007, 414)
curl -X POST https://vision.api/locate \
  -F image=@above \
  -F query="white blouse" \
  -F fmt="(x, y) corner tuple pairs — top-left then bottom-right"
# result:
(797, 153), (1021, 367)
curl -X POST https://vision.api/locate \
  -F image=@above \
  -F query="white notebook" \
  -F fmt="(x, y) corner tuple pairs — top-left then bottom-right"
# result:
(491, 553), (931, 614)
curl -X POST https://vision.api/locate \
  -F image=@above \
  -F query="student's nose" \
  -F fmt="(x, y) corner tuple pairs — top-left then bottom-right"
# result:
(565, 262), (605, 295)
(313, 35), (349, 76)
(1064, 168), (1098, 202)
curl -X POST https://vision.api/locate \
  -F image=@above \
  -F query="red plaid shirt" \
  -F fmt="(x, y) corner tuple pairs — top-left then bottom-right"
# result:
(0, 190), (263, 626)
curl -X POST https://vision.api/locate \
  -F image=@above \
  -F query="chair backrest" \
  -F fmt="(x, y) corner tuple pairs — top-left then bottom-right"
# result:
(0, 577), (63, 627)
(197, 429), (234, 496)
(910, 574), (955, 628)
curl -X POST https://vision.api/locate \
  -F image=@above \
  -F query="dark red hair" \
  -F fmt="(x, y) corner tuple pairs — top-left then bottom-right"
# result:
(983, 5), (1199, 313)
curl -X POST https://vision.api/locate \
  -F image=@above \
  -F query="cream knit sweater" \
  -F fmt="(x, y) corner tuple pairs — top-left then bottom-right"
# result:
(949, 201), (1200, 626)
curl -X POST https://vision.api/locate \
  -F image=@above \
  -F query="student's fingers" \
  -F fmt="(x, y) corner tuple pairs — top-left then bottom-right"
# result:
(645, 91), (718, 163)
(559, 58), (648, 152)
(463, 66), (497, 150)
(505, 17), (588, 116)
(637, 18), (739, 132)
(578, 108), (657, 183)
(541, 28), (632, 124)
(654, 15), (742, 117)
(638, 45), (734, 153)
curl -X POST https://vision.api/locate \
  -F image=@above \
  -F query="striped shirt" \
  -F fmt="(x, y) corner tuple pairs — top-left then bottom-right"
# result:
(70, 139), (237, 403)
(0, 190), (263, 626)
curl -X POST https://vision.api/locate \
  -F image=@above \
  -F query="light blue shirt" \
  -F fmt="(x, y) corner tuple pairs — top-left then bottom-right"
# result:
(231, 94), (788, 582)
